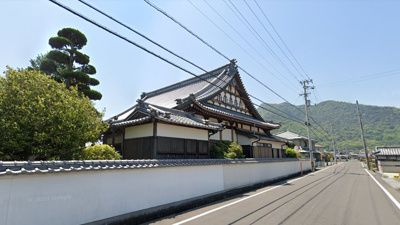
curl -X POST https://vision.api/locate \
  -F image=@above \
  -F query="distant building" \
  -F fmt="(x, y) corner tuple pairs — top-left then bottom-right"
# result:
(103, 61), (287, 159)
(275, 131), (316, 151)
(373, 146), (400, 175)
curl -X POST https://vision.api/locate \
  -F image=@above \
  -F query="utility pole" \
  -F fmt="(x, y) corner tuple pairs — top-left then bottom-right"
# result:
(356, 100), (370, 170)
(300, 79), (315, 171)
(330, 124), (337, 164)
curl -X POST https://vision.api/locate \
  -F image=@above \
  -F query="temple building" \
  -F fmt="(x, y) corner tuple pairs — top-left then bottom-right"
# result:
(103, 61), (287, 159)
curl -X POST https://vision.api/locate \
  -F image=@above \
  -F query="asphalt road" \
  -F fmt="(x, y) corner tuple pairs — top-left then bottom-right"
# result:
(147, 161), (400, 225)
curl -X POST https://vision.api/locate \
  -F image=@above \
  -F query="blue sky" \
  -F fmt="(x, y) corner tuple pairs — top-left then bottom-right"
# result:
(2, 0), (400, 119)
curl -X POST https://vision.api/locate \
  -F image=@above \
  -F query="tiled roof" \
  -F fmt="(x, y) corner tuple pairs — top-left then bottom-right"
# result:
(111, 103), (222, 130)
(275, 131), (315, 141)
(374, 147), (400, 156)
(236, 129), (286, 142)
(196, 102), (280, 129)
(0, 158), (300, 176)
(143, 64), (231, 108)
(108, 61), (279, 130)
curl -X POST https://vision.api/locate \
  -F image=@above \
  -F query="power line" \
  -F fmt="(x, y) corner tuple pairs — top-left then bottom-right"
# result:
(77, 0), (303, 123)
(50, 0), (304, 124)
(187, 0), (298, 91)
(77, 0), (207, 74)
(319, 69), (400, 87)
(253, 0), (311, 80)
(144, 0), (331, 137)
(243, 0), (308, 81)
(225, 0), (301, 82)
(202, 0), (298, 89)
(144, 0), (303, 116)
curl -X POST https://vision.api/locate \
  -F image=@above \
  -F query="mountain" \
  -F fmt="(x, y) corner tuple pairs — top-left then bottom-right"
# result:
(258, 100), (400, 151)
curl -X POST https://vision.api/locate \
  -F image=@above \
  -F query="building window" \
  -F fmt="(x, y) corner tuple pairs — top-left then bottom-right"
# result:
(223, 94), (227, 103)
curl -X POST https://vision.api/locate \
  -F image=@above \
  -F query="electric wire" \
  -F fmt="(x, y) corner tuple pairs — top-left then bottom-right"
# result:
(225, 0), (301, 82)
(144, 0), (303, 115)
(77, 0), (303, 123)
(243, 0), (307, 81)
(253, 0), (311, 80)
(202, 0), (299, 89)
(50, 0), (304, 124)
(187, 0), (299, 91)
(143, 0), (332, 138)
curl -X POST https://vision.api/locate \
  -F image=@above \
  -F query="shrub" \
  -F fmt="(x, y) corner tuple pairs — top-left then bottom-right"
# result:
(81, 144), (121, 160)
(210, 140), (230, 159)
(210, 141), (244, 159)
(225, 142), (244, 159)
(285, 147), (299, 158)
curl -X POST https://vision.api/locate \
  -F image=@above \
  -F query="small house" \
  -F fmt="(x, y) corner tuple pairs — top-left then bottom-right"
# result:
(373, 146), (400, 176)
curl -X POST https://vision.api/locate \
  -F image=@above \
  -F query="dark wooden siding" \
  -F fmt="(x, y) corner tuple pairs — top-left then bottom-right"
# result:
(123, 137), (154, 159)
(123, 136), (209, 159)
(157, 137), (209, 159)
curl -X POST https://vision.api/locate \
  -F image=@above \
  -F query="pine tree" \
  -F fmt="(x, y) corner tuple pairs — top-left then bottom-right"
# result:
(40, 28), (102, 100)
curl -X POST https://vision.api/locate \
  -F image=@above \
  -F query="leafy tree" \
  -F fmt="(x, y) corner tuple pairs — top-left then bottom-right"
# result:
(284, 148), (299, 158)
(28, 53), (47, 70)
(80, 144), (121, 160)
(40, 27), (102, 100)
(0, 68), (107, 160)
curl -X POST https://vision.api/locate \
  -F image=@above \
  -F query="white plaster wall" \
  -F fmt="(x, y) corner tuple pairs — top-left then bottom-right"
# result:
(221, 128), (232, 141)
(210, 132), (220, 140)
(223, 160), (310, 190)
(157, 123), (208, 141)
(0, 160), (311, 225)
(237, 134), (251, 145)
(124, 123), (153, 139)
(0, 165), (224, 225)
(258, 140), (285, 149)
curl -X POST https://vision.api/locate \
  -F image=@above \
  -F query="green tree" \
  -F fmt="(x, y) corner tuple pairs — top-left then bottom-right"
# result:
(81, 144), (122, 160)
(0, 68), (107, 160)
(28, 53), (47, 70)
(40, 27), (102, 100)
(284, 148), (299, 158)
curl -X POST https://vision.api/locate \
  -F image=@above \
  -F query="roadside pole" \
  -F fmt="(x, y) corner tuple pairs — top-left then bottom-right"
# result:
(356, 100), (370, 170)
(300, 79), (315, 171)
(331, 124), (337, 164)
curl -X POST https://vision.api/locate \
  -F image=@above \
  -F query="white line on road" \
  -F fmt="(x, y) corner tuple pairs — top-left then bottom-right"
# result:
(364, 169), (400, 211)
(173, 164), (337, 225)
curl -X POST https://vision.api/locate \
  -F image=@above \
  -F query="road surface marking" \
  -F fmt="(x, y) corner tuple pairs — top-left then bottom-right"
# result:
(173, 164), (336, 225)
(365, 169), (400, 210)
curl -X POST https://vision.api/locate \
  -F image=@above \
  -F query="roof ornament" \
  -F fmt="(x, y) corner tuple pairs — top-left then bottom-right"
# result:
(227, 59), (238, 76)
(175, 98), (183, 105)
(188, 93), (196, 100)
(136, 99), (145, 108)
(140, 92), (147, 99)
(150, 108), (158, 117)
(164, 112), (171, 119)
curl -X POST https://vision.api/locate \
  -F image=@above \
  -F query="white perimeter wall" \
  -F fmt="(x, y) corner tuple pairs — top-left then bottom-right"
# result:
(0, 160), (311, 225)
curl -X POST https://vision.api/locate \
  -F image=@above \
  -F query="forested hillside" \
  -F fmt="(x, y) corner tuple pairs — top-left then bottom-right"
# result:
(258, 101), (400, 151)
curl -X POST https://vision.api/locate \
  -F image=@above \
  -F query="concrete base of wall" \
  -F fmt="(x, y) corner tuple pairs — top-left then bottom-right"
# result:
(86, 170), (310, 225)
